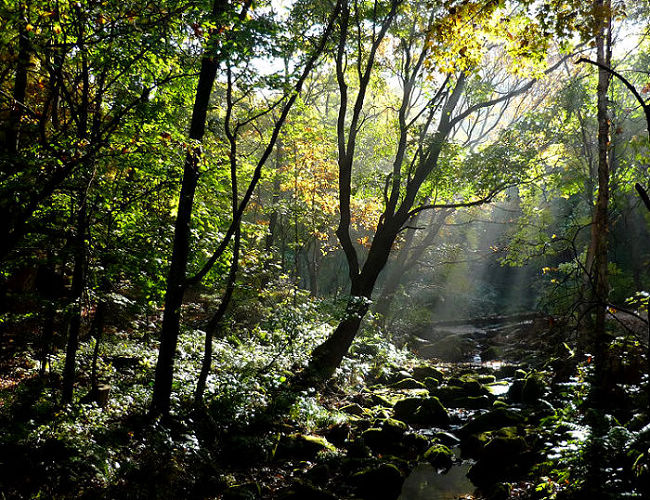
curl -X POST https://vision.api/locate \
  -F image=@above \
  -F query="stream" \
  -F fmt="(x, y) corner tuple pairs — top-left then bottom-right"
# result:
(397, 317), (528, 499)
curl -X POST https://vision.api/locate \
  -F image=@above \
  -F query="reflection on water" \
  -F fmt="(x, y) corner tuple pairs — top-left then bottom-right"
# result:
(398, 463), (476, 500)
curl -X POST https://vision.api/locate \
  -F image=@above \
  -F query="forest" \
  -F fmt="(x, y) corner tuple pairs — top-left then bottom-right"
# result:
(1, 0), (650, 498)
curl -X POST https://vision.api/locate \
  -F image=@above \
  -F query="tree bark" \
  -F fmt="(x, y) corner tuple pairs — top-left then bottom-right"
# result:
(194, 227), (240, 404)
(590, 0), (612, 409)
(150, 50), (221, 415)
(62, 195), (89, 403)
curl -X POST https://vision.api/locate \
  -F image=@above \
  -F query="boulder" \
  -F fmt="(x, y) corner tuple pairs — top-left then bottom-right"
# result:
(458, 409), (523, 437)
(393, 396), (450, 427)
(402, 432), (430, 454)
(341, 403), (366, 416)
(351, 463), (405, 500)
(434, 431), (461, 447)
(521, 373), (546, 403)
(424, 377), (441, 390)
(486, 482), (512, 500)
(411, 365), (445, 382)
(391, 378), (427, 390)
(431, 386), (491, 409)
(325, 422), (350, 447)
(422, 444), (454, 470)
(274, 434), (335, 460)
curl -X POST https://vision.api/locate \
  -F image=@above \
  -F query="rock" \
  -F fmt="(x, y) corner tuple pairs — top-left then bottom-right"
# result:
(379, 418), (408, 439)
(458, 409), (523, 437)
(368, 392), (397, 407)
(507, 379), (525, 402)
(434, 431), (461, 447)
(222, 483), (261, 500)
(391, 378), (427, 390)
(481, 346), (501, 361)
(430, 386), (467, 407)
(411, 365), (445, 381)
(462, 380), (486, 397)
(402, 432), (430, 454)
(341, 403), (366, 416)
(467, 433), (528, 487)
(305, 463), (331, 485)
(360, 428), (386, 453)
(521, 373), (546, 403)
(325, 422), (350, 447)
(477, 374), (497, 384)
(494, 365), (521, 378)
(424, 377), (440, 390)
(486, 482), (512, 500)
(431, 386), (491, 409)
(351, 463), (405, 500)
(459, 431), (491, 458)
(393, 397), (450, 426)
(464, 395), (492, 409)
(346, 439), (372, 459)
(275, 434), (335, 460)
(361, 419), (407, 454)
(422, 444), (453, 470)
(514, 369), (528, 380)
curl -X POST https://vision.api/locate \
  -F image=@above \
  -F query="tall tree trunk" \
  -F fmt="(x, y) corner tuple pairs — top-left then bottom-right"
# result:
(4, 14), (31, 157)
(150, 51), (221, 415)
(591, 0), (612, 408)
(61, 195), (89, 403)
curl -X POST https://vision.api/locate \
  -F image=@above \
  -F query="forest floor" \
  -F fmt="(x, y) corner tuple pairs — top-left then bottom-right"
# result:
(1, 308), (649, 499)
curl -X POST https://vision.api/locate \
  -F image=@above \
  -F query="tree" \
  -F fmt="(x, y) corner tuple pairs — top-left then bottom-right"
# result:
(151, 0), (342, 416)
(303, 0), (562, 381)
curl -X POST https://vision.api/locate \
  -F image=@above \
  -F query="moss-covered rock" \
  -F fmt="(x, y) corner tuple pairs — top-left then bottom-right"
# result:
(351, 463), (405, 500)
(379, 418), (408, 438)
(422, 444), (454, 470)
(274, 434), (335, 460)
(341, 403), (366, 416)
(434, 431), (461, 447)
(402, 432), (430, 454)
(486, 482), (512, 500)
(424, 377), (441, 390)
(391, 378), (427, 390)
(458, 408), (524, 437)
(411, 365), (445, 382)
(393, 396), (450, 426)
(325, 422), (350, 447)
(521, 373), (546, 403)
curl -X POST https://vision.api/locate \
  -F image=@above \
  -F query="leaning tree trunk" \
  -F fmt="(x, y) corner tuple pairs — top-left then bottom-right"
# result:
(194, 227), (241, 404)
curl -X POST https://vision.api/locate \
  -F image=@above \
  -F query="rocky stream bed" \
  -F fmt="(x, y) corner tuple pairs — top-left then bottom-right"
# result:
(219, 314), (564, 500)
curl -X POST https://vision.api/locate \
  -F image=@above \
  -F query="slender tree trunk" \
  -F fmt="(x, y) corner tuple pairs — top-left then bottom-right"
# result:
(61, 197), (88, 403)
(151, 0), (231, 417)
(591, 0), (612, 408)
(89, 284), (109, 392)
(150, 53), (219, 415)
(4, 16), (31, 157)
(194, 227), (241, 404)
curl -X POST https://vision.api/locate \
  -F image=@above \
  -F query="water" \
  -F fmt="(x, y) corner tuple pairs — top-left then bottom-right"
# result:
(398, 462), (475, 500)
